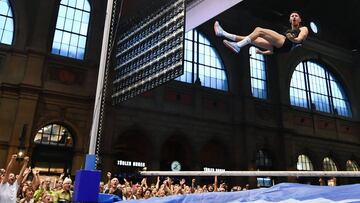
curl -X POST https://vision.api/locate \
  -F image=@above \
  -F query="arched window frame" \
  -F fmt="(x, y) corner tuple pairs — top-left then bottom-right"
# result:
(0, 0), (14, 45)
(51, 0), (91, 60)
(255, 149), (273, 187)
(346, 160), (359, 171)
(34, 123), (73, 147)
(323, 157), (338, 171)
(290, 60), (352, 117)
(255, 149), (272, 169)
(176, 29), (228, 91)
(296, 154), (314, 171)
(249, 46), (267, 99)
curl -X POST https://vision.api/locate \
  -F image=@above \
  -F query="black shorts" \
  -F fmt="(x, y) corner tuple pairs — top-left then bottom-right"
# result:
(273, 38), (293, 53)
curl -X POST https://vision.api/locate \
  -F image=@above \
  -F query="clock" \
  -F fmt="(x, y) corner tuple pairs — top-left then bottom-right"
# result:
(171, 160), (181, 171)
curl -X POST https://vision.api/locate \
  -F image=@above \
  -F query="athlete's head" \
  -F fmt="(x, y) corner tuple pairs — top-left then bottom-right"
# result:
(289, 11), (302, 26)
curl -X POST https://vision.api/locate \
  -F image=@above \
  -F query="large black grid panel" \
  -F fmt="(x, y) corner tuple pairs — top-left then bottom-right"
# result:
(112, 0), (185, 104)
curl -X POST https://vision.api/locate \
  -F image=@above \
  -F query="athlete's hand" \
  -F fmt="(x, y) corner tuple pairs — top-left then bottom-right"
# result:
(255, 49), (263, 54)
(286, 33), (296, 42)
(256, 48), (273, 55)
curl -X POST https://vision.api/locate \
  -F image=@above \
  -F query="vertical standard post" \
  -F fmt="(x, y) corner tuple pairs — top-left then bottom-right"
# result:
(86, 0), (115, 170)
(73, 0), (115, 202)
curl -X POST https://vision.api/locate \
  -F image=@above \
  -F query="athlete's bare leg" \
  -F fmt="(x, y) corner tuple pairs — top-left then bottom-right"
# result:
(215, 21), (285, 53)
(247, 27), (286, 48)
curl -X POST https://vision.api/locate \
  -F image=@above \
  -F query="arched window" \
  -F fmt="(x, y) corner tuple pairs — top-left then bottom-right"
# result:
(249, 46), (267, 99)
(323, 157), (337, 171)
(176, 30), (228, 91)
(255, 150), (273, 187)
(290, 61), (351, 117)
(34, 123), (73, 147)
(0, 0), (14, 45)
(296, 154), (314, 171)
(33, 123), (74, 176)
(51, 0), (91, 60)
(255, 150), (272, 169)
(346, 160), (359, 171)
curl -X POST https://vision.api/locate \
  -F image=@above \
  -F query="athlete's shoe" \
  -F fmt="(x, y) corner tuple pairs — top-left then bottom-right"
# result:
(223, 40), (240, 53)
(214, 21), (224, 37)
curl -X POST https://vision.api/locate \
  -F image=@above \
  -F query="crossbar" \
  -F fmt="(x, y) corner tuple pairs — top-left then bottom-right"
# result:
(140, 171), (360, 177)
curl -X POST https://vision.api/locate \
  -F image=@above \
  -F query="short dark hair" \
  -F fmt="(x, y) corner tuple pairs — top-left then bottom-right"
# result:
(290, 11), (302, 18)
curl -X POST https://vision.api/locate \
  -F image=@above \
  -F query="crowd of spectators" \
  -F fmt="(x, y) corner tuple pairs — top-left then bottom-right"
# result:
(100, 172), (249, 200)
(0, 154), (339, 202)
(0, 154), (72, 203)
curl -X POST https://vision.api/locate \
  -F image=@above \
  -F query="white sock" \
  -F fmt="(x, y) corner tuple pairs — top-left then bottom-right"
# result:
(223, 31), (237, 41)
(214, 21), (237, 41)
(236, 36), (252, 48)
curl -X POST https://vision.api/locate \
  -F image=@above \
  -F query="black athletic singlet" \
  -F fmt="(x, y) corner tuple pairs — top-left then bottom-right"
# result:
(273, 27), (302, 53)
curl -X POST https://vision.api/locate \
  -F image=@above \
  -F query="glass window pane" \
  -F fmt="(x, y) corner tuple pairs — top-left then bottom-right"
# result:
(296, 154), (314, 171)
(346, 160), (359, 171)
(76, 0), (85, 10)
(60, 44), (69, 56)
(330, 78), (351, 116)
(33, 124), (73, 147)
(69, 46), (77, 58)
(204, 55), (210, 66)
(66, 7), (75, 19)
(34, 133), (42, 143)
(82, 12), (90, 24)
(0, 1), (9, 16)
(80, 23), (88, 35)
(0, 16), (5, 27)
(72, 21), (81, 33)
(52, 42), (61, 54)
(74, 10), (82, 21)
(78, 36), (86, 48)
(53, 30), (63, 43)
(4, 18), (13, 31)
(186, 50), (192, 61)
(58, 5), (67, 17)
(61, 0), (69, 5)
(249, 46), (267, 99)
(56, 17), (65, 29)
(62, 32), (71, 44)
(323, 157), (337, 171)
(0, 0), (14, 45)
(76, 48), (84, 59)
(290, 61), (351, 117)
(84, 1), (91, 11)
(64, 18), (73, 31)
(185, 30), (192, 40)
(70, 33), (79, 46)
(2, 30), (12, 44)
(52, 0), (90, 59)
(256, 150), (272, 169)
(68, 0), (76, 7)
(176, 31), (228, 91)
